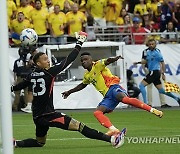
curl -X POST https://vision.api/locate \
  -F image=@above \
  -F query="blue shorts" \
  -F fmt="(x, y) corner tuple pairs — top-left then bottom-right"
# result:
(98, 84), (128, 111)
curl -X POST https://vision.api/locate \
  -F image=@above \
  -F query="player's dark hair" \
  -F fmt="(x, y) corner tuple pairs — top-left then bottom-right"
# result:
(80, 52), (91, 57)
(148, 38), (156, 43)
(33, 52), (45, 64)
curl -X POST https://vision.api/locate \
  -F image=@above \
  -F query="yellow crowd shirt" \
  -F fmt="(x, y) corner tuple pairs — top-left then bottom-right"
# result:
(82, 59), (120, 96)
(134, 3), (151, 16)
(7, 0), (17, 28)
(11, 19), (32, 44)
(52, 0), (74, 11)
(48, 12), (67, 36)
(66, 11), (87, 36)
(105, 0), (122, 22)
(86, 0), (107, 18)
(17, 5), (34, 20)
(11, 19), (32, 34)
(30, 8), (49, 35)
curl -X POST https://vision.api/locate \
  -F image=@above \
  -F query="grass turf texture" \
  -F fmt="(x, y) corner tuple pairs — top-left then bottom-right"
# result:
(13, 108), (180, 154)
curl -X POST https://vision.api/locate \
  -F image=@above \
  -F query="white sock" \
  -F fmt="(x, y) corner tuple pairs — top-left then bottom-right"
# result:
(150, 108), (154, 113)
(109, 125), (117, 130)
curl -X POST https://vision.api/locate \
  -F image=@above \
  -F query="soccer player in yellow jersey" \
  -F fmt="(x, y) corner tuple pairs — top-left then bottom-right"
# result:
(62, 52), (163, 136)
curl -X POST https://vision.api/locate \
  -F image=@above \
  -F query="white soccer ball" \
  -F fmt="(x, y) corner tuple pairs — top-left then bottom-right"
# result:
(20, 28), (38, 46)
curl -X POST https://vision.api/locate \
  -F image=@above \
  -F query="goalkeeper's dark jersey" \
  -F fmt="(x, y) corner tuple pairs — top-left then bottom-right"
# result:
(13, 44), (81, 118)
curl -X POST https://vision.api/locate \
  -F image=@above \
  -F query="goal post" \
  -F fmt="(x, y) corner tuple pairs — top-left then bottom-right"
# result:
(0, 0), (14, 154)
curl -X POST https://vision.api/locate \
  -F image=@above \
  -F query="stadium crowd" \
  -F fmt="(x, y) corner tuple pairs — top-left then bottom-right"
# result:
(7, 0), (180, 46)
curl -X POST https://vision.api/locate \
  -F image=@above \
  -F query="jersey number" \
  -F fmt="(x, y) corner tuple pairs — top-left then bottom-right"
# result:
(31, 78), (46, 96)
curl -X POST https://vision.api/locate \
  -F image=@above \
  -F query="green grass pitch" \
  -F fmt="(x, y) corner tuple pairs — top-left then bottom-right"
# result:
(13, 108), (180, 154)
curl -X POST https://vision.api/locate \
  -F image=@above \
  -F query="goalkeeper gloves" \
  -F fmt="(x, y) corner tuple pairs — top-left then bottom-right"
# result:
(75, 31), (87, 44)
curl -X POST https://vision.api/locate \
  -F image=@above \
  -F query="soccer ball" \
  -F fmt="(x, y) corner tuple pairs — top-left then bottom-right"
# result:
(20, 28), (38, 46)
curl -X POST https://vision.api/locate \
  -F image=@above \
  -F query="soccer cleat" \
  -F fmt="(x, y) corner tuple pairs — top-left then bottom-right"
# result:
(106, 128), (120, 136)
(152, 108), (163, 118)
(111, 128), (127, 148)
(75, 31), (87, 43)
(21, 103), (32, 113)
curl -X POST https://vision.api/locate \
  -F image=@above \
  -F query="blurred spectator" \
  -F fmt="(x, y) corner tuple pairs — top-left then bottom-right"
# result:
(131, 17), (150, 44)
(86, 0), (107, 27)
(30, 0), (49, 45)
(122, 0), (139, 14)
(115, 8), (129, 26)
(134, 0), (151, 17)
(148, 27), (161, 44)
(52, 0), (74, 12)
(159, 0), (174, 32)
(160, 21), (179, 43)
(72, 0), (86, 12)
(7, 0), (17, 30)
(21, 46), (38, 113)
(118, 14), (133, 44)
(127, 69), (141, 98)
(172, 1), (180, 31)
(105, 0), (122, 26)
(149, 0), (162, 21)
(10, 12), (32, 46)
(86, 16), (96, 41)
(48, 4), (67, 44)
(12, 47), (30, 111)
(66, 3), (87, 41)
(44, 0), (54, 13)
(17, 0), (34, 20)
(142, 11), (154, 31)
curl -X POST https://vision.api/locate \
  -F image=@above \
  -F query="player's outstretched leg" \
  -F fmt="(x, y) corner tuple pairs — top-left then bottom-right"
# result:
(94, 110), (120, 136)
(78, 122), (126, 148)
(122, 96), (163, 118)
(158, 88), (180, 106)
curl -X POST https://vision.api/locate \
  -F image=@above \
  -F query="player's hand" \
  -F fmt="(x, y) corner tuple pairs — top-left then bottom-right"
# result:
(75, 31), (87, 43)
(62, 91), (70, 99)
(117, 55), (124, 59)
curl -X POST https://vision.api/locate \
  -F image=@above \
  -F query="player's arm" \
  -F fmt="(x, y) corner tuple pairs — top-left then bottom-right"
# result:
(133, 59), (147, 65)
(11, 79), (30, 92)
(48, 32), (87, 76)
(104, 55), (124, 66)
(160, 61), (166, 80)
(62, 82), (88, 99)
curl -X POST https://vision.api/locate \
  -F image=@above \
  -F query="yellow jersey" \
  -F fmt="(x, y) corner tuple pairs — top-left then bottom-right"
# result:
(86, 0), (107, 18)
(82, 59), (120, 96)
(48, 12), (67, 36)
(30, 8), (49, 35)
(66, 11), (87, 36)
(17, 5), (34, 20)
